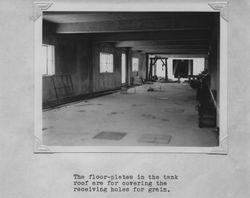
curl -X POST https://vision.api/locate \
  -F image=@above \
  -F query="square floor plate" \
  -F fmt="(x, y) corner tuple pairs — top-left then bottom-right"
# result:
(138, 134), (172, 144)
(93, 131), (127, 140)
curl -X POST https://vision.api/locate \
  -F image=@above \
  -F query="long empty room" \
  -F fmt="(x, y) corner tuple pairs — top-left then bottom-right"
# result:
(40, 12), (220, 147)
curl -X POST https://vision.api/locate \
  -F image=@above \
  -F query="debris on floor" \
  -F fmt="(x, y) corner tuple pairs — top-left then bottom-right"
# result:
(161, 118), (169, 122)
(147, 87), (154, 91)
(107, 111), (124, 116)
(141, 113), (157, 119)
(165, 107), (184, 113)
(77, 110), (86, 112)
(131, 104), (145, 107)
(158, 97), (169, 100)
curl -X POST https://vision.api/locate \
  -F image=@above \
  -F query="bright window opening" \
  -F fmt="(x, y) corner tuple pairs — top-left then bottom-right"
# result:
(121, 53), (126, 83)
(132, 57), (139, 72)
(42, 44), (55, 75)
(100, 52), (114, 73)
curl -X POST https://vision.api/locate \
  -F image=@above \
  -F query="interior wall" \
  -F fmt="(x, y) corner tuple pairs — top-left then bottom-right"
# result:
(42, 32), (91, 104)
(92, 42), (122, 92)
(76, 40), (92, 95)
(43, 22), (148, 105)
(44, 23), (128, 105)
(208, 13), (220, 92)
(130, 51), (147, 82)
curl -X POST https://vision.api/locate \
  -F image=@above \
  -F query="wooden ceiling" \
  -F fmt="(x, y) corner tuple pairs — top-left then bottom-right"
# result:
(43, 12), (219, 55)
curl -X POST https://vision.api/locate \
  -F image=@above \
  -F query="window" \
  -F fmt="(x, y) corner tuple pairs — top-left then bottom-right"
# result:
(193, 58), (205, 75)
(100, 52), (113, 73)
(132, 57), (139, 72)
(42, 44), (55, 75)
(121, 53), (126, 83)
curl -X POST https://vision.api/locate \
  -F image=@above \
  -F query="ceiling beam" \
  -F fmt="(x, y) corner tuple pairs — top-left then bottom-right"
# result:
(137, 49), (208, 54)
(55, 18), (210, 33)
(132, 45), (208, 51)
(91, 30), (210, 42)
(116, 40), (209, 47)
(150, 54), (208, 58)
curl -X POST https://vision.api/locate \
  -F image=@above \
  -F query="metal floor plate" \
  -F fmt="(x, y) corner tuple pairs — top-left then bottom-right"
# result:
(138, 134), (172, 144)
(93, 131), (127, 140)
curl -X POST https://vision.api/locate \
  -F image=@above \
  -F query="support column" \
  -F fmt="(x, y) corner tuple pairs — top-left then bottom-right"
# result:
(88, 41), (94, 93)
(149, 58), (153, 81)
(188, 60), (193, 76)
(165, 58), (168, 81)
(145, 54), (149, 80)
(126, 47), (131, 86)
(205, 57), (208, 70)
(153, 59), (157, 76)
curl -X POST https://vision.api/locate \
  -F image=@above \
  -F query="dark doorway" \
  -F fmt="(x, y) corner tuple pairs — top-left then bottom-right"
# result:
(173, 59), (193, 78)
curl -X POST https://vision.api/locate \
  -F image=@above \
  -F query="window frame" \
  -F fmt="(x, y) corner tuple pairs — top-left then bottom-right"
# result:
(99, 52), (114, 73)
(132, 57), (139, 72)
(42, 44), (55, 76)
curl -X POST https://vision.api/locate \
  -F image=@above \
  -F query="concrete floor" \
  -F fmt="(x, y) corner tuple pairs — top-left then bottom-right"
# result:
(42, 82), (219, 147)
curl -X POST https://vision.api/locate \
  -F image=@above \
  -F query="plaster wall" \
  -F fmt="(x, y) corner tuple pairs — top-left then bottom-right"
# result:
(130, 51), (147, 82)
(92, 42), (122, 92)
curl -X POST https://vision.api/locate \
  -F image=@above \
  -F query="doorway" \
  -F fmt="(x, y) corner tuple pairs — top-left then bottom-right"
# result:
(173, 59), (193, 78)
(121, 53), (126, 84)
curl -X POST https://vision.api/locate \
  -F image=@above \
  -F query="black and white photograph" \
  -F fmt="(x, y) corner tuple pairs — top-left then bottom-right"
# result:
(39, 11), (224, 149)
(1, 0), (250, 198)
